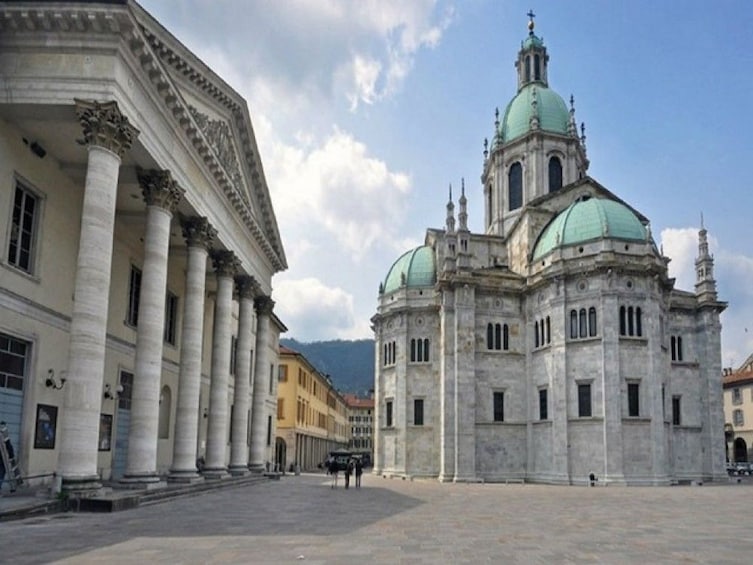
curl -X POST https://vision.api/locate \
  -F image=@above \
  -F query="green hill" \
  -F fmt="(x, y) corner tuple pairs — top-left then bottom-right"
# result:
(280, 338), (375, 395)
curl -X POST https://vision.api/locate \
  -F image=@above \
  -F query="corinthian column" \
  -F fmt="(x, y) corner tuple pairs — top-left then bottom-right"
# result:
(203, 250), (240, 478)
(58, 99), (138, 495)
(228, 275), (257, 475)
(169, 217), (216, 483)
(249, 295), (274, 472)
(122, 170), (184, 488)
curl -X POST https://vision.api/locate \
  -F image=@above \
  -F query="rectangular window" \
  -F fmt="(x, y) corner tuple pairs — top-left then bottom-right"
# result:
(0, 333), (29, 391)
(117, 370), (134, 410)
(493, 391), (504, 422)
(578, 383), (592, 418)
(278, 365), (288, 382)
(269, 364), (274, 394)
(127, 266), (142, 327)
(627, 382), (640, 417)
(164, 291), (178, 345)
(8, 181), (39, 273)
(277, 398), (284, 420)
(672, 396), (681, 426)
(414, 399), (424, 426)
(266, 415), (272, 446)
(733, 388), (742, 404)
(733, 409), (744, 427)
(539, 388), (548, 420)
(386, 400), (393, 427)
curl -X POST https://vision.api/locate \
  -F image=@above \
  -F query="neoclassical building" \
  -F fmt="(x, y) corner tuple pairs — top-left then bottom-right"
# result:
(373, 17), (727, 485)
(0, 1), (287, 494)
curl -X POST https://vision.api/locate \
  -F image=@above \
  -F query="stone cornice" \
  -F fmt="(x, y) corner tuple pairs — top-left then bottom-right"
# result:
(0, 4), (133, 35)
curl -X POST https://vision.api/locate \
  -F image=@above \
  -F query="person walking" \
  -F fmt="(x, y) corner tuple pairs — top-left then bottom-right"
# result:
(344, 458), (353, 489)
(355, 457), (363, 488)
(328, 457), (339, 489)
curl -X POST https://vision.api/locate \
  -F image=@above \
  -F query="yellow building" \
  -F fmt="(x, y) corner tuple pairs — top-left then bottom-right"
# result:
(275, 346), (349, 471)
(723, 354), (753, 463)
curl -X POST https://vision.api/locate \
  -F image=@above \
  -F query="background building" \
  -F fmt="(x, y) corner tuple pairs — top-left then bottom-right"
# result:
(723, 355), (753, 463)
(344, 393), (375, 462)
(276, 346), (349, 471)
(0, 0), (286, 494)
(373, 17), (727, 486)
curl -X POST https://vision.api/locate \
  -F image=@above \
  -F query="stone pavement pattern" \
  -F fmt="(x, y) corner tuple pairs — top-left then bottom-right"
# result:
(1, 473), (753, 564)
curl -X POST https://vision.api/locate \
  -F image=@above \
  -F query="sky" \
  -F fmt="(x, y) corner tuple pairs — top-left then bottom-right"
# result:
(139, 0), (753, 369)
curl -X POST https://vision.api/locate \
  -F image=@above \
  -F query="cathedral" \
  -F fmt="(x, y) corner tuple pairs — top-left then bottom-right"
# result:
(372, 17), (727, 485)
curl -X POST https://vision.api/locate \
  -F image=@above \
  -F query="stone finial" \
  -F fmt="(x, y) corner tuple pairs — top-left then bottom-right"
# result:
(212, 249), (241, 278)
(137, 169), (184, 212)
(235, 275), (259, 299)
(75, 99), (139, 157)
(254, 295), (275, 315)
(181, 216), (217, 249)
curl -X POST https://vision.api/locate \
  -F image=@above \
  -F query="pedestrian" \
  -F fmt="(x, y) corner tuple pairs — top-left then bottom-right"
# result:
(329, 457), (339, 488)
(355, 457), (363, 488)
(344, 458), (353, 489)
(0, 421), (16, 494)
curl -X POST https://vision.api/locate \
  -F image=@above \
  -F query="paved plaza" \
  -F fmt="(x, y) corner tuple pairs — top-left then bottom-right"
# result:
(1, 472), (752, 564)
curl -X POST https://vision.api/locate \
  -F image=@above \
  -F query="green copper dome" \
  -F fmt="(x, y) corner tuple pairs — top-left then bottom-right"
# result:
(383, 246), (436, 294)
(499, 83), (570, 144)
(522, 33), (544, 50)
(533, 197), (648, 261)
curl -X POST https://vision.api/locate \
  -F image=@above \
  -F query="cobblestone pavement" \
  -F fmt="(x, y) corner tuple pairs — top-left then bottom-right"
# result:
(2, 472), (753, 564)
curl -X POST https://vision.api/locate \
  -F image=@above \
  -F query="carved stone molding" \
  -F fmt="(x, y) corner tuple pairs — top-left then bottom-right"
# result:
(75, 99), (139, 158)
(212, 250), (240, 278)
(188, 106), (245, 198)
(235, 275), (259, 299)
(181, 216), (216, 249)
(137, 169), (184, 212)
(254, 295), (275, 316)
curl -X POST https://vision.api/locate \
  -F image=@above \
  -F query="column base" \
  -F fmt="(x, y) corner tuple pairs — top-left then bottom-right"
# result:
(247, 463), (266, 473)
(167, 469), (205, 484)
(202, 467), (230, 480)
(119, 474), (167, 490)
(61, 475), (103, 497)
(228, 465), (249, 477)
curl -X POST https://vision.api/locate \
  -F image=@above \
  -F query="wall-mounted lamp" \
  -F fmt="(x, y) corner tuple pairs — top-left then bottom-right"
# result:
(103, 383), (124, 400)
(45, 369), (66, 390)
(22, 137), (47, 159)
(203, 407), (209, 419)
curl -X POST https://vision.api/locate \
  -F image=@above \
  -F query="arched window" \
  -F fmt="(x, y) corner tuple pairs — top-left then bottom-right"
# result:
(424, 338), (430, 361)
(535, 320), (540, 347)
(570, 310), (578, 339)
(487, 323), (494, 350)
(158, 385), (171, 439)
(579, 308), (587, 338)
(539, 320), (545, 347)
(525, 56), (531, 82)
(627, 306), (635, 336)
(545, 316), (551, 344)
(635, 307), (642, 337)
(588, 307), (597, 337)
(503, 324), (509, 351)
(508, 162), (523, 211)
(534, 54), (541, 80)
(487, 185), (493, 228)
(495, 323), (502, 350)
(671, 336), (677, 360)
(619, 306), (626, 336)
(410, 339), (416, 362)
(548, 156), (563, 192)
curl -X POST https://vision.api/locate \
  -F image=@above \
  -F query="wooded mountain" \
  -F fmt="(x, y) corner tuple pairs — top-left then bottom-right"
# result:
(280, 338), (375, 396)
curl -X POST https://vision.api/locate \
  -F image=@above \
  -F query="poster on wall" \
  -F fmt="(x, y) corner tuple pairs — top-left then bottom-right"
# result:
(99, 414), (113, 451)
(34, 404), (57, 449)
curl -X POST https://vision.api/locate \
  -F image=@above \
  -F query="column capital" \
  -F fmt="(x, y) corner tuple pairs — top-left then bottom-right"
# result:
(181, 216), (217, 249)
(137, 169), (184, 213)
(254, 295), (275, 316)
(75, 98), (139, 157)
(212, 250), (241, 278)
(235, 275), (259, 299)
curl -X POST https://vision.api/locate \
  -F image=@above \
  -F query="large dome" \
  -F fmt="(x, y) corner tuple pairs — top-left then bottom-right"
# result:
(533, 197), (648, 260)
(499, 83), (570, 144)
(383, 246), (436, 294)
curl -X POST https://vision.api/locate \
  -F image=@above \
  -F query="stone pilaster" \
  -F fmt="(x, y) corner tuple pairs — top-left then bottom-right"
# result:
(249, 295), (274, 471)
(122, 169), (183, 488)
(58, 99), (138, 495)
(203, 250), (240, 478)
(453, 283), (477, 482)
(437, 287), (456, 482)
(229, 275), (258, 475)
(169, 216), (216, 483)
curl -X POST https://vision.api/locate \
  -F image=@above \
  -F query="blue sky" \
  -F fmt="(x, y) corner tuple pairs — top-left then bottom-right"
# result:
(139, 0), (753, 368)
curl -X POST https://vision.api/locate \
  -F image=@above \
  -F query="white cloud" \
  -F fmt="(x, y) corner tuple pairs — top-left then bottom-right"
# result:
(660, 227), (697, 291)
(272, 277), (370, 340)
